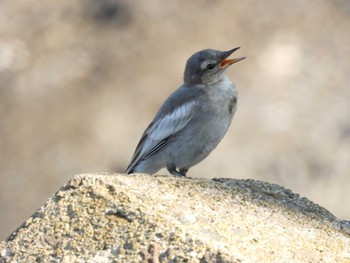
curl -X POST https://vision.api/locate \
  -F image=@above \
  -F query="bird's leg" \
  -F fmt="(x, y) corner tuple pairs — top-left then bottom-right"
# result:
(179, 168), (188, 176)
(167, 164), (186, 177)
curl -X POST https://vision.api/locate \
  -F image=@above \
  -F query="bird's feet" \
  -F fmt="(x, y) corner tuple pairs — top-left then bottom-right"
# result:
(167, 165), (188, 177)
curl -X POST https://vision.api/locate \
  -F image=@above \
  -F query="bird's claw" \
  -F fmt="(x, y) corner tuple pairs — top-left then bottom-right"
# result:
(167, 165), (187, 177)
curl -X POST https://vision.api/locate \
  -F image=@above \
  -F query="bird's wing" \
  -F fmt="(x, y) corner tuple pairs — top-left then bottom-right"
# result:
(126, 86), (204, 173)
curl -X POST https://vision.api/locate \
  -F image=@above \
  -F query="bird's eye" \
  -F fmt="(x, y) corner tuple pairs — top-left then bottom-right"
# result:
(206, 63), (215, 70)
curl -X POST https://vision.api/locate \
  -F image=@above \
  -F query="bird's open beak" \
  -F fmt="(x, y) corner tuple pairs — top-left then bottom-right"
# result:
(219, 47), (246, 68)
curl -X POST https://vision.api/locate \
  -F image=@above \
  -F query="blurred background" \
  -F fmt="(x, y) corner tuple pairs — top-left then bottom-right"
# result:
(1, 0), (350, 240)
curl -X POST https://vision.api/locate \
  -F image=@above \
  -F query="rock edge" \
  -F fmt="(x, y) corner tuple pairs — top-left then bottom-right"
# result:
(1, 173), (350, 262)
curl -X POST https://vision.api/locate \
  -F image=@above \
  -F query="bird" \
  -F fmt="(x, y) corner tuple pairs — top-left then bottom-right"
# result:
(125, 47), (245, 176)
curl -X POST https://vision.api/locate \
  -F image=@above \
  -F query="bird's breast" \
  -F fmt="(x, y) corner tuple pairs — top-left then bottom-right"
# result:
(191, 78), (237, 145)
(207, 77), (237, 116)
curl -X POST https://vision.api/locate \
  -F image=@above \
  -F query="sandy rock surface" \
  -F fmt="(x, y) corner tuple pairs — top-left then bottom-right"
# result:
(1, 173), (349, 262)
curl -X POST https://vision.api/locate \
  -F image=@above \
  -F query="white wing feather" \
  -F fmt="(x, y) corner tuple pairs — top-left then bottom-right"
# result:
(128, 100), (196, 170)
(147, 100), (196, 140)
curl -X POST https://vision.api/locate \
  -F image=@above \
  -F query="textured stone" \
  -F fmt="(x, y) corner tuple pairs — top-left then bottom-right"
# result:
(1, 173), (350, 262)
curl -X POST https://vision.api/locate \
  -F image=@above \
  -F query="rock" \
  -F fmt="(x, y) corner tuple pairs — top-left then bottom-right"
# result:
(1, 173), (350, 262)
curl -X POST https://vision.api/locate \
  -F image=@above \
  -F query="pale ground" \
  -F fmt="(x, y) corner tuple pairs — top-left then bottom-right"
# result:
(1, 0), (350, 240)
(1, 174), (349, 262)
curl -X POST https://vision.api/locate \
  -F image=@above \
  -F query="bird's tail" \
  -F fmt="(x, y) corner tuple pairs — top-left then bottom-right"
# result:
(125, 165), (133, 174)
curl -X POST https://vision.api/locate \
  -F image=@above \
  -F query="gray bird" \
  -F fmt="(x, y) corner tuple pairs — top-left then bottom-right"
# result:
(126, 47), (245, 176)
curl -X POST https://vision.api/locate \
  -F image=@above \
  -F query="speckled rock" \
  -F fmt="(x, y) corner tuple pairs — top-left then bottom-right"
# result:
(1, 173), (350, 262)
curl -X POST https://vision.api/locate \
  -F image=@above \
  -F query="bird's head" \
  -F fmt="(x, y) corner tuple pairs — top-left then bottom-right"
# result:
(183, 48), (245, 85)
